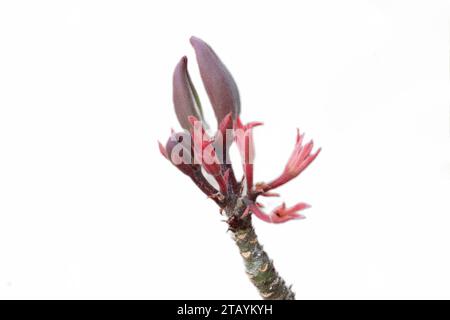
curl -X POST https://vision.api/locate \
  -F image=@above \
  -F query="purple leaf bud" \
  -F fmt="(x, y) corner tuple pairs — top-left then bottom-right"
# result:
(190, 36), (240, 124)
(173, 56), (204, 130)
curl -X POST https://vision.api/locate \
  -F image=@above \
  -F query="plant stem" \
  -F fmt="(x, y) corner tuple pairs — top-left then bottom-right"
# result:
(229, 216), (295, 300)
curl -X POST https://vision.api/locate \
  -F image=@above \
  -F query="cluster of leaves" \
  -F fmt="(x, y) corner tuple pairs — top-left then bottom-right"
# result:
(159, 37), (320, 224)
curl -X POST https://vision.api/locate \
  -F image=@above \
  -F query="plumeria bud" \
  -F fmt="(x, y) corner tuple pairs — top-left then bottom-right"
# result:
(173, 56), (204, 130)
(190, 36), (241, 124)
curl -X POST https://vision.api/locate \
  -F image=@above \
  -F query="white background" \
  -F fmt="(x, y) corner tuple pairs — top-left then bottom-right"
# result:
(0, 0), (449, 299)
